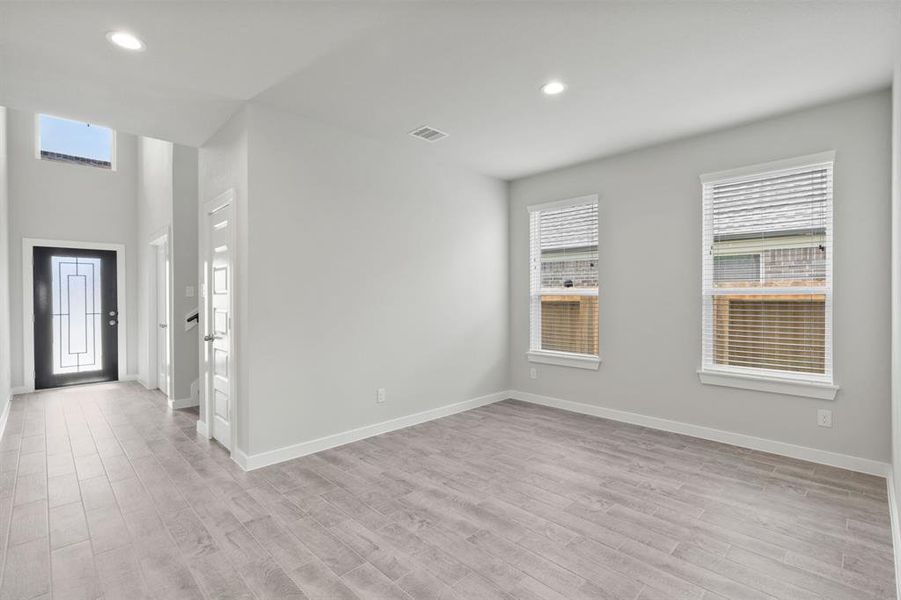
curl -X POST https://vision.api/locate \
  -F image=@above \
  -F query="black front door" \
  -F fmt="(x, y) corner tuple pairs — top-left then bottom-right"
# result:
(33, 246), (119, 389)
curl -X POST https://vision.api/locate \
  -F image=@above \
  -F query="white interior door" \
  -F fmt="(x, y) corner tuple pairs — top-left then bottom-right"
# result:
(204, 201), (232, 449)
(156, 242), (169, 395)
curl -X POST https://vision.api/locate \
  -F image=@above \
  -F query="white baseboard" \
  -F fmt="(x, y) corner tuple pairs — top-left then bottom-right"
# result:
(232, 448), (251, 471)
(120, 374), (140, 383)
(236, 389), (512, 471)
(10, 386), (31, 396)
(511, 390), (890, 477)
(196, 419), (210, 439)
(169, 397), (199, 410)
(886, 471), (901, 600)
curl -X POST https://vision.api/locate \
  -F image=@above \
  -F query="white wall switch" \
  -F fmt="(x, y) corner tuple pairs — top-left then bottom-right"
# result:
(817, 408), (833, 428)
(186, 285), (195, 298)
(529, 368), (538, 380)
(377, 388), (386, 404)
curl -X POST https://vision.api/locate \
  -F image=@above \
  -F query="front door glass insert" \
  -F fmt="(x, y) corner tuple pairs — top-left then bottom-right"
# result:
(51, 256), (103, 374)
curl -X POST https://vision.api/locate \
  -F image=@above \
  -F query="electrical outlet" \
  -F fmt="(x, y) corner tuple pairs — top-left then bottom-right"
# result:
(186, 285), (195, 298)
(376, 388), (386, 404)
(529, 368), (538, 380)
(817, 408), (833, 428)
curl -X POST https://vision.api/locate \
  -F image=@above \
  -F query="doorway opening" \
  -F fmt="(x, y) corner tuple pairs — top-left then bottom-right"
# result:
(147, 231), (171, 398)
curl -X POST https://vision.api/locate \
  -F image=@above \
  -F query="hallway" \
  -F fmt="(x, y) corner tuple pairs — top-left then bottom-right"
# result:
(0, 383), (227, 599)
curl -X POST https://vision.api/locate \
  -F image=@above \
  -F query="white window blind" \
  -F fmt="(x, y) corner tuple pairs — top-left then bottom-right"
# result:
(529, 197), (599, 361)
(701, 154), (833, 383)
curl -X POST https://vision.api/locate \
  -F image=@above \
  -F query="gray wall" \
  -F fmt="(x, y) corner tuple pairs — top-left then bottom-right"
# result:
(0, 108), (10, 412)
(240, 103), (509, 455)
(171, 144), (199, 402)
(7, 108), (139, 385)
(510, 90), (892, 462)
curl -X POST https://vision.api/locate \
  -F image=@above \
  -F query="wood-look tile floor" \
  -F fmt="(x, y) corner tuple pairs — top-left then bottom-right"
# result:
(0, 382), (895, 600)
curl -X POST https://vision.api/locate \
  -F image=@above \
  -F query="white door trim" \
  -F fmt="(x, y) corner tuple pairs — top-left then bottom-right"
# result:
(146, 228), (172, 397)
(22, 238), (128, 392)
(198, 189), (238, 457)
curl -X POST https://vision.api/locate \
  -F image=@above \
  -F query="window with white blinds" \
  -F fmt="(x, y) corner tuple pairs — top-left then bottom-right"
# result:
(528, 196), (599, 367)
(701, 153), (834, 385)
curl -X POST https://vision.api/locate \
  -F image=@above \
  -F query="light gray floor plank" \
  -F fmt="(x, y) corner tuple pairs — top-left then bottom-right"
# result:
(49, 501), (89, 550)
(0, 536), (51, 600)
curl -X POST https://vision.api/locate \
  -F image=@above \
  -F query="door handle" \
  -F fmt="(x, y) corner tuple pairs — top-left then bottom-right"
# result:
(158, 323), (168, 329)
(203, 334), (221, 342)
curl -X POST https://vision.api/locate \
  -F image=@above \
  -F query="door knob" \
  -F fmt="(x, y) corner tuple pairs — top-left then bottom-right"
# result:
(158, 323), (168, 329)
(203, 334), (220, 342)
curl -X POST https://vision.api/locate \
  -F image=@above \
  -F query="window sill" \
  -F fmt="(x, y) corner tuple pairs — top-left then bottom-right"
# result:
(527, 350), (601, 370)
(698, 369), (838, 400)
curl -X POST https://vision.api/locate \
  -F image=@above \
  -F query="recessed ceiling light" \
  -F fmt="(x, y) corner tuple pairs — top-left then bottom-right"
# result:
(106, 31), (145, 51)
(541, 81), (566, 96)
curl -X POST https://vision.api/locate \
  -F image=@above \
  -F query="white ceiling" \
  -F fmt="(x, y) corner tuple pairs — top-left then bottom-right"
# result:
(1, 2), (898, 180)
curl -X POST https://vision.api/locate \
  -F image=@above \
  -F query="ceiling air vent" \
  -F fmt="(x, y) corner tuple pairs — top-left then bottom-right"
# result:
(409, 126), (448, 143)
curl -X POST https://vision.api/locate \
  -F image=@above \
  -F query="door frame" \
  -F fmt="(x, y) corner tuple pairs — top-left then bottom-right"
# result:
(198, 189), (238, 457)
(146, 228), (172, 398)
(22, 238), (128, 392)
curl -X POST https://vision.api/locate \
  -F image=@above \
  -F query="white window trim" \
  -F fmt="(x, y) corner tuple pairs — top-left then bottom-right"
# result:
(699, 151), (837, 399)
(527, 350), (601, 370)
(527, 194), (600, 370)
(527, 194), (598, 213)
(697, 368), (838, 400)
(699, 151), (835, 184)
(34, 113), (118, 171)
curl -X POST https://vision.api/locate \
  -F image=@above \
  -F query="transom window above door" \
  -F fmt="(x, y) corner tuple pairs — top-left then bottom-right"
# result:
(36, 114), (116, 170)
(527, 195), (600, 370)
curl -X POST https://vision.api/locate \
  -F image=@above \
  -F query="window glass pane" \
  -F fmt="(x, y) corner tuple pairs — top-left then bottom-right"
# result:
(51, 256), (103, 374)
(538, 204), (598, 290)
(760, 241), (826, 286)
(540, 249), (598, 289)
(531, 201), (599, 357)
(713, 239), (825, 288)
(541, 295), (598, 355)
(39, 114), (113, 168)
(713, 296), (825, 374)
(713, 254), (760, 284)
